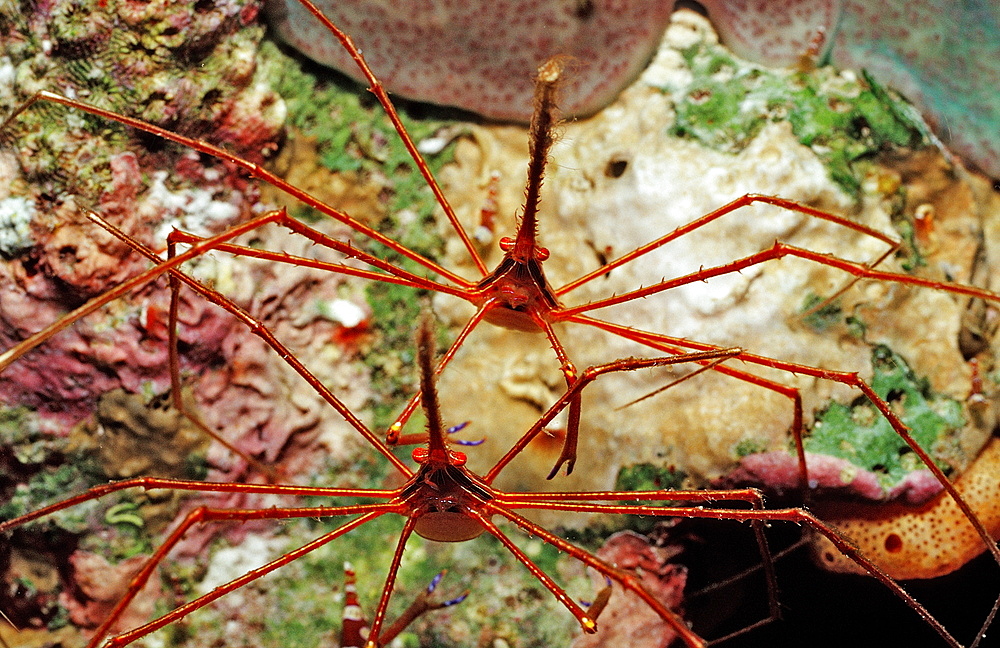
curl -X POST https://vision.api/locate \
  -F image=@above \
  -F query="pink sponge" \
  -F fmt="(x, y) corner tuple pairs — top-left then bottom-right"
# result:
(270, 0), (1000, 177)
(266, 0), (674, 122)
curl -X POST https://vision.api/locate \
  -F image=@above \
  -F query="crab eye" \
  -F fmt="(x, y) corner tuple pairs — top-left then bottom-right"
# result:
(535, 246), (550, 261)
(411, 447), (467, 466)
(499, 236), (515, 252)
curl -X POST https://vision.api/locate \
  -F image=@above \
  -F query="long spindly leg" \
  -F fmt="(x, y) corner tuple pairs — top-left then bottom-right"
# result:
(363, 516), (419, 648)
(531, 315), (583, 478)
(576, 314), (1000, 570)
(555, 193), (901, 297)
(0, 210), (285, 372)
(104, 507), (397, 648)
(0, 90), (478, 286)
(475, 500), (699, 648)
(500, 496), (968, 648)
(0, 475), (405, 648)
(162, 240), (282, 481)
(469, 509), (607, 632)
(485, 348), (744, 483)
(568, 314), (813, 483)
(506, 486), (781, 626)
(536, 317), (781, 483)
(167, 223), (468, 297)
(0, 476), (399, 535)
(285, 0), (487, 275)
(558, 240), (999, 318)
(79, 210), (410, 474)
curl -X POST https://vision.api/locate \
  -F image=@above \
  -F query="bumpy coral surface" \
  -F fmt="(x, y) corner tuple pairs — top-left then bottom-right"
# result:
(571, 531), (687, 648)
(0, 2), (377, 643)
(0, 0), (282, 428)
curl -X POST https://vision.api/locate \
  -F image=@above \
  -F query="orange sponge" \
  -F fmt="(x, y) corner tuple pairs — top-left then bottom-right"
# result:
(811, 437), (1000, 579)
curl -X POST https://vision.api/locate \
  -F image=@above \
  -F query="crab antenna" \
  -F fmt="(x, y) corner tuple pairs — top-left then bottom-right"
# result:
(417, 316), (448, 457)
(513, 57), (563, 261)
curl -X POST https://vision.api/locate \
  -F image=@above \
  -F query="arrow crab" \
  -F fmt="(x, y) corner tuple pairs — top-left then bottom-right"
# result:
(0, 1), (998, 646)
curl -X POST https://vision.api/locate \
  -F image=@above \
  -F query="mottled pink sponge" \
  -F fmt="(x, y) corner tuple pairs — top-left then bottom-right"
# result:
(270, 0), (1000, 178)
(266, 0), (674, 121)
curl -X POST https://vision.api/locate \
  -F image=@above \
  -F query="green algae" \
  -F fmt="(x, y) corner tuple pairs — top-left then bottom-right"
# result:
(805, 346), (965, 489)
(0, 408), (103, 530)
(799, 293), (845, 333)
(615, 462), (687, 492)
(0, 405), (42, 464)
(732, 438), (768, 459)
(170, 503), (584, 648)
(0, 459), (102, 532)
(1, 442), (174, 563)
(663, 40), (931, 199)
(258, 40), (459, 434)
(790, 297), (967, 492)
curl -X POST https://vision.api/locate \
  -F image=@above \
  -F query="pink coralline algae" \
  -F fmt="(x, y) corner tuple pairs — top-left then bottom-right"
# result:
(0, 150), (241, 429)
(0, 154), (237, 428)
(270, 0), (1000, 177)
(61, 551), (162, 637)
(572, 531), (686, 648)
(700, 0), (1000, 178)
(0, 0), (284, 430)
(265, 0), (675, 121)
(716, 451), (945, 505)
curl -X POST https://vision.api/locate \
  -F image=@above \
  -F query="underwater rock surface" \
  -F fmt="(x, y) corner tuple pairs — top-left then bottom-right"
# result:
(702, 0), (1000, 178)
(1, 2), (999, 646)
(270, 0), (1000, 177)
(434, 11), (999, 511)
